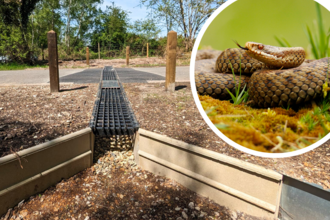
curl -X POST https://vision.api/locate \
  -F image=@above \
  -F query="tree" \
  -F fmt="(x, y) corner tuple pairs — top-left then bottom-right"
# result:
(30, 0), (63, 60)
(130, 18), (161, 54)
(90, 5), (130, 55)
(62, 0), (102, 54)
(0, 0), (42, 63)
(140, 0), (226, 50)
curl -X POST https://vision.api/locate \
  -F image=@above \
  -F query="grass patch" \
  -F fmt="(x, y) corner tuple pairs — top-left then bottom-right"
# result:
(0, 62), (47, 71)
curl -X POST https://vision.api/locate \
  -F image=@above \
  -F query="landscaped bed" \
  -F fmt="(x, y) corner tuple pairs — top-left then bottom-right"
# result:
(0, 84), (98, 157)
(1, 81), (330, 218)
(0, 83), (258, 220)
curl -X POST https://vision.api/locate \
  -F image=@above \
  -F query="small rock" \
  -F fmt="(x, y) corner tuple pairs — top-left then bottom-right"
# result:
(231, 211), (237, 219)
(19, 209), (28, 218)
(199, 211), (206, 218)
(182, 211), (188, 219)
(18, 200), (24, 208)
(175, 206), (181, 211)
(188, 202), (194, 209)
(195, 206), (200, 211)
(214, 212), (219, 217)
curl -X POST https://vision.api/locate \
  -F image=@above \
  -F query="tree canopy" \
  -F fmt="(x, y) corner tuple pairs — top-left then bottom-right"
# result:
(0, 0), (224, 63)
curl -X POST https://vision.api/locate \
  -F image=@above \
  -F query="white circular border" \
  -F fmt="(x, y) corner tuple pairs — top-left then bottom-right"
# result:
(190, 0), (330, 158)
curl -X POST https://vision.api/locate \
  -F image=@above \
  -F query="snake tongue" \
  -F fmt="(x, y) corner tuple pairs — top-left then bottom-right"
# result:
(234, 41), (248, 50)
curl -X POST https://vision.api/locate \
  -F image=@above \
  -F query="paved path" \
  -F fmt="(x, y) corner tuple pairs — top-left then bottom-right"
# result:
(0, 66), (189, 85)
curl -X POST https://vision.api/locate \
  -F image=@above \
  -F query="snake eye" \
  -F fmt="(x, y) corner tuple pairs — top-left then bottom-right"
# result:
(258, 45), (264, 50)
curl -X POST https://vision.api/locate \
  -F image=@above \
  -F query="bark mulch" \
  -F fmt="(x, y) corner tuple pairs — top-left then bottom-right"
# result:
(0, 83), (262, 220)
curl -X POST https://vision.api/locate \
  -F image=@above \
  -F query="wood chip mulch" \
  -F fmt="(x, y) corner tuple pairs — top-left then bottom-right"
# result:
(0, 84), (98, 158)
(0, 83), (262, 220)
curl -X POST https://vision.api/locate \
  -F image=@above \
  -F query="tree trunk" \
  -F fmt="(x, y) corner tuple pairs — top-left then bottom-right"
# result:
(66, 0), (72, 55)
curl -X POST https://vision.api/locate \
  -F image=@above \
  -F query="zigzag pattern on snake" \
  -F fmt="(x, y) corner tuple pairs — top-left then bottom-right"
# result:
(195, 42), (330, 108)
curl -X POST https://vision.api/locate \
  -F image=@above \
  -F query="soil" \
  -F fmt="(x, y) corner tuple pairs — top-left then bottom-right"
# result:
(0, 84), (98, 158)
(28, 57), (189, 70)
(0, 138), (260, 220)
(0, 83), (262, 220)
(1, 58), (330, 218)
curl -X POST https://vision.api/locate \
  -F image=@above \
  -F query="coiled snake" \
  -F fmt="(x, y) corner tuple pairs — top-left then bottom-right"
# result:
(195, 42), (330, 108)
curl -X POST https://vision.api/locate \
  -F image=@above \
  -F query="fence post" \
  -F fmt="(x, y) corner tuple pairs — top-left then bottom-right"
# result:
(47, 30), (59, 93)
(165, 31), (177, 92)
(126, 46), (130, 66)
(147, 43), (149, 58)
(98, 42), (100, 59)
(86, 47), (89, 65)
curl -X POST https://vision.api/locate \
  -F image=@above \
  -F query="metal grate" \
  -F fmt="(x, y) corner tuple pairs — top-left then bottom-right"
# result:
(90, 66), (139, 136)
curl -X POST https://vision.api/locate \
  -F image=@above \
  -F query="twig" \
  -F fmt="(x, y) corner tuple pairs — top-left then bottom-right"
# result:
(10, 147), (27, 169)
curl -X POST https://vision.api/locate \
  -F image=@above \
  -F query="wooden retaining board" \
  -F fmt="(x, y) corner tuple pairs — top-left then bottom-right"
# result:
(0, 128), (94, 216)
(134, 129), (283, 219)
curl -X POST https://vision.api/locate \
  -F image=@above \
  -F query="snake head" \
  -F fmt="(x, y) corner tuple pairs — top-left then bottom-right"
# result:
(243, 42), (305, 68)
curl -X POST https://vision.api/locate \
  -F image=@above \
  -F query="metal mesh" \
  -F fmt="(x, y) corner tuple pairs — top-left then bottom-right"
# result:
(90, 66), (139, 136)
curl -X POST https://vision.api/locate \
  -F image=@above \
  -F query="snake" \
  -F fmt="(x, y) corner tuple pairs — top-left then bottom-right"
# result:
(195, 42), (330, 108)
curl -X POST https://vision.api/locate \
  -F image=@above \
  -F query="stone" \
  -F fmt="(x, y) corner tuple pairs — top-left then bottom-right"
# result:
(182, 211), (188, 219)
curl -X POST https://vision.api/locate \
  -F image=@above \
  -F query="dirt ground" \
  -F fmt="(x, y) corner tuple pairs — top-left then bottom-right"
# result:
(1, 82), (330, 190)
(0, 84), (98, 158)
(1, 59), (330, 218)
(28, 57), (189, 70)
(0, 84), (261, 220)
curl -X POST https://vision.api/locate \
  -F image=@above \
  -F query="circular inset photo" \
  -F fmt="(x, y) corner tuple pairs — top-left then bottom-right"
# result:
(190, 0), (330, 157)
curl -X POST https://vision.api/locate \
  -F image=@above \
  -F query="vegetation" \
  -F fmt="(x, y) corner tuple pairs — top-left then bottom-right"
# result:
(0, 0), (224, 65)
(199, 94), (330, 153)
(305, 2), (330, 59)
(275, 2), (330, 59)
(139, 0), (225, 51)
(226, 60), (249, 105)
(0, 62), (47, 70)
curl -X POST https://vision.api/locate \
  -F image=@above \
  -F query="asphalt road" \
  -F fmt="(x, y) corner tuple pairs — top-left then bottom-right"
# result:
(0, 66), (189, 85)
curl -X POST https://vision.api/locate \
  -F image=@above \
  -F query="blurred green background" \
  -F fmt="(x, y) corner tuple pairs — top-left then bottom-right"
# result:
(199, 0), (330, 59)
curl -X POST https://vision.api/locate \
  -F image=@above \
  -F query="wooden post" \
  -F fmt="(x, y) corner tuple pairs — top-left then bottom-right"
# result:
(86, 47), (89, 65)
(126, 46), (130, 66)
(47, 30), (59, 93)
(165, 31), (177, 92)
(147, 43), (149, 58)
(98, 42), (100, 59)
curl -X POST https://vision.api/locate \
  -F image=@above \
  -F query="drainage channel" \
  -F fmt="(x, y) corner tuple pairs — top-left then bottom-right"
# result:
(90, 66), (139, 137)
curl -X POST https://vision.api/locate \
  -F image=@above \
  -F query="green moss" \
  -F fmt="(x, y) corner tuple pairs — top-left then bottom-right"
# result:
(199, 95), (328, 153)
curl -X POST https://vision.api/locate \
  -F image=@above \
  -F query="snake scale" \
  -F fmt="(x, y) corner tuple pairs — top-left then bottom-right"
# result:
(195, 42), (330, 108)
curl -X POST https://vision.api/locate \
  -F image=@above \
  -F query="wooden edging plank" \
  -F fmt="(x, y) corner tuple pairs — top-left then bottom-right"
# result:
(135, 128), (283, 219)
(139, 150), (276, 213)
(0, 128), (94, 216)
(138, 129), (282, 181)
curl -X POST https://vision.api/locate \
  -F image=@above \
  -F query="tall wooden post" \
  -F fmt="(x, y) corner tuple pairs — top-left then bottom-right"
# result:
(98, 42), (100, 59)
(86, 47), (89, 65)
(165, 31), (177, 92)
(47, 30), (59, 93)
(147, 43), (149, 58)
(126, 46), (130, 66)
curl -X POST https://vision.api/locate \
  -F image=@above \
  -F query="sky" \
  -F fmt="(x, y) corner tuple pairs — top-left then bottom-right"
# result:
(99, 0), (168, 36)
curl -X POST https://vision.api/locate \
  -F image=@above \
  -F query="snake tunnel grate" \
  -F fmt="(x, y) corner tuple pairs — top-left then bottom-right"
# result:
(90, 66), (139, 137)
